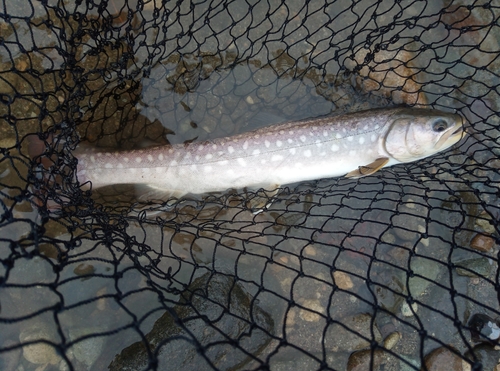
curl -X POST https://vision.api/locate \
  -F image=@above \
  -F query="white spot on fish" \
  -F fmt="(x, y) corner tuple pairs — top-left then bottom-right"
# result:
(335, 133), (342, 139)
(228, 146), (234, 154)
(349, 150), (356, 156)
(158, 153), (164, 161)
(347, 136), (353, 142)
(243, 141), (248, 150)
(315, 140), (322, 147)
(254, 134), (260, 139)
(300, 135), (306, 142)
(319, 152), (326, 156)
(374, 125), (380, 130)
(147, 155), (153, 161)
(169, 148), (174, 154)
(289, 130), (294, 135)
(195, 155), (200, 161)
(371, 134), (377, 142)
(363, 125), (369, 130)
(323, 131), (328, 137)
(135, 157), (142, 163)
(272, 155), (284, 162)
(171, 160), (178, 166)
(97, 153), (102, 157)
(117, 163), (123, 169)
(205, 153), (213, 160)
(237, 158), (246, 167)
(276, 140), (282, 147)
(212, 144), (217, 150)
(279, 130), (284, 135)
(204, 166), (212, 173)
(304, 150), (312, 157)
(198, 145), (204, 151)
(227, 169), (235, 176)
(124, 157), (129, 162)
(289, 148), (296, 155)
(90, 155), (95, 162)
(359, 137), (365, 144)
(105, 163), (112, 168)
(190, 164), (197, 171)
(331, 144), (339, 152)
(261, 159), (267, 164)
(265, 140), (270, 148)
(288, 138), (293, 144)
(252, 149), (260, 155)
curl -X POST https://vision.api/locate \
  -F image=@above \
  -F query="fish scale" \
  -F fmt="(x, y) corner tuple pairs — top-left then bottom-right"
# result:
(74, 107), (464, 197)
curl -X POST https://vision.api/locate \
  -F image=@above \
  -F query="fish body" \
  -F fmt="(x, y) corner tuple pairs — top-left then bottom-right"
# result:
(74, 108), (464, 196)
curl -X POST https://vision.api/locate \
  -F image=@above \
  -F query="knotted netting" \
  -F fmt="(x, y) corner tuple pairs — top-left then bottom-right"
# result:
(0, 1), (499, 370)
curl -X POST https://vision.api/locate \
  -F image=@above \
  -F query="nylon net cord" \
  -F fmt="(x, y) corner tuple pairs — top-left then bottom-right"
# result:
(0, 1), (499, 371)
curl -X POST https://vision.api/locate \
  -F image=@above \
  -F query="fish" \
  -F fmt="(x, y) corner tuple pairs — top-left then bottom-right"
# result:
(71, 107), (464, 199)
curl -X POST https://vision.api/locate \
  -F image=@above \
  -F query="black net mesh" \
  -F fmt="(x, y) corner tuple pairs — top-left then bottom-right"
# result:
(1, 1), (499, 370)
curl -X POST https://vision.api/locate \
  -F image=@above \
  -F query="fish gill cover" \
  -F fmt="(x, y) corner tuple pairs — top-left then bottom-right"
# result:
(0, 1), (498, 370)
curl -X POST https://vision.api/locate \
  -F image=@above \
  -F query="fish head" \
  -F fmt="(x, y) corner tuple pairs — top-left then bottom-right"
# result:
(383, 109), (465, 162)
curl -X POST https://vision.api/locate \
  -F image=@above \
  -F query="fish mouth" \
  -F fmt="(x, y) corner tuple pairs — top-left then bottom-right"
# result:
(437, 125), (465, 150)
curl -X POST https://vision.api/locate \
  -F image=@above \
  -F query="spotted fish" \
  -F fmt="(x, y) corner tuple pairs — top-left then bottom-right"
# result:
(72, 107), (463, 197)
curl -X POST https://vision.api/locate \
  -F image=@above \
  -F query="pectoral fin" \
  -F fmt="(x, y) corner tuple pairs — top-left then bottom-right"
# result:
(245, 185), (281, 214)
(345, 157), (389, 178)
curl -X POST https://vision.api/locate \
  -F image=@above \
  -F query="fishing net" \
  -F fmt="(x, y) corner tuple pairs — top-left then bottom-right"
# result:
(1, 0), (499, 370)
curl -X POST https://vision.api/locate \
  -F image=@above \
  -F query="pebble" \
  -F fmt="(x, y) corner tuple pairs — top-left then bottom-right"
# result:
(327, 313), (382, 352)
(475, 213), (496, 234)
(401, 302), (418, 317)
(423, 346), (464, 371)
(470, 233), (494, 252)
(73, 263), (95, 276)
(347, 349), (384, 371)
(298, 299), (324, 322)
(19, 324), (61, 366)
(333, 271), (354, 290)
(383, 332), (401, 350)
(455, 258), (491, 278)
(409, 258), (441, 297)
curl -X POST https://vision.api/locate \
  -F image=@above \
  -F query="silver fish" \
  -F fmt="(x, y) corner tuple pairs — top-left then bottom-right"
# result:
(74, 108), (464, 197)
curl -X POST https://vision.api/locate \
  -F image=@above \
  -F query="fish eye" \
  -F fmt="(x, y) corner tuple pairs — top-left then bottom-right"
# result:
(432, 119), (448, 132)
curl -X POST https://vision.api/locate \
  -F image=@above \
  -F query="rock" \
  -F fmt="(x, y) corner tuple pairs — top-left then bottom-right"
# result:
(383, 332), (401, 350)
(464, 344), (500, 371)
(68, 327), (105, 369)
(333, 271), (354, 290)
(326, 313), (382, 352)
(409, 257), (441, 297)
(401, 302), (418, 317)
(347, 349), (385, 371)
(423, 346), (464, 371)
(468, 313), (500, 342)
(108, 272), (273, 371)
(455, 258), (491, 278)
(19, 323), (61, 366)
(475, 212), (496, 235)
(470, 234), (494, 252)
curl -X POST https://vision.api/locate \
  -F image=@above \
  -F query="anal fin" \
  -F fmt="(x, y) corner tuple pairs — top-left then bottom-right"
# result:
(345, 157), (389, 178)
